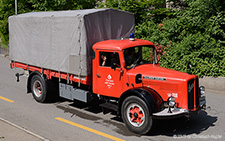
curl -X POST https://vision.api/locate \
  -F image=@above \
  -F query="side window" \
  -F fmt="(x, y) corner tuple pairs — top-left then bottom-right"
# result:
(99, 52), (120, 67)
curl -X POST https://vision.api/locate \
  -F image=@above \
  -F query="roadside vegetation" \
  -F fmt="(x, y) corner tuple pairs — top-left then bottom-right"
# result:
(0, 0), (224, 77)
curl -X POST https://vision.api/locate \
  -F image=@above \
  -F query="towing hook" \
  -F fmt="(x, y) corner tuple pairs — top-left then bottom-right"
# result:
(15, 73), (20, 82)
(15, 73), (24, 82)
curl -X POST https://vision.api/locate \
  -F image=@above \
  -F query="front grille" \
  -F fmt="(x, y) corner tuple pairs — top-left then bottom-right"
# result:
(188, 79), (194, 109)
(188, 77), (200, 110)
(195, 77), (200, 108)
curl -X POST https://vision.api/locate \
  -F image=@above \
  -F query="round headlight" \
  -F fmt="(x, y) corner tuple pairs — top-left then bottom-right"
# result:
(169, 101), (175, 107)
(167, 96), (176, 107)
(200, 86), (205, 91)
(200, 86), (205, 95)
(168, 96), (175, 102)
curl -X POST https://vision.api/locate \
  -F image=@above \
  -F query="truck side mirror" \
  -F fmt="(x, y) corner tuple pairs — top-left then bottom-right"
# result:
(135, 74), (142, 84)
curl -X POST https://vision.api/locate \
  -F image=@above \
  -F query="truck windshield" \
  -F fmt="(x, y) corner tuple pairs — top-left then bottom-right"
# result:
(124, 46), (158, 69)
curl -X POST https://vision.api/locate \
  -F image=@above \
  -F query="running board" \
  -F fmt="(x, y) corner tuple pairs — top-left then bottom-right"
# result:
(100, 102), (118, 114)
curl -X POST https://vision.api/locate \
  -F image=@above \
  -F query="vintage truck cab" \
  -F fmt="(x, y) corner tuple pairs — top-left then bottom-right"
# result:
(92, 35), (206, 134)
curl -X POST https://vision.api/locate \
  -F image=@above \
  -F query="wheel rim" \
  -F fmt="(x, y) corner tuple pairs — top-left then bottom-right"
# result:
(33, 80), (43, 98)
(126, 103), (145, 127)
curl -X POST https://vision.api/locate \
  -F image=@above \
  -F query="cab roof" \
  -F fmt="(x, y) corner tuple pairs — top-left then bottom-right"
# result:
(92, 39), (155, 51)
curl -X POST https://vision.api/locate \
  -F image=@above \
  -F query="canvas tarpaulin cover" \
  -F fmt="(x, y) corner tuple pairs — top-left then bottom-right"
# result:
(9, 9), (134, 77)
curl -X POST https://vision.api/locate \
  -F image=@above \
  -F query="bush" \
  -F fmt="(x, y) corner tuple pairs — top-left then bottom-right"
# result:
(97, 0), (174, 24)
(136, 0), (225, 77)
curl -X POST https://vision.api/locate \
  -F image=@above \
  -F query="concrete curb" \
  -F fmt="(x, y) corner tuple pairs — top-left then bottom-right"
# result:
(0, 117), (49, 141)
(0, 54), (8, 57)
(199, 76), (225, 92)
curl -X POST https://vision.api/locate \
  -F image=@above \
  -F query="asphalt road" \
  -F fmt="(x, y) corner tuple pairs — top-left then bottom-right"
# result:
(0, 56), (224, 141)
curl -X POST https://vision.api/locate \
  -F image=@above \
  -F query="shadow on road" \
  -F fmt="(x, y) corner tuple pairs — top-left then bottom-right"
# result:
(111, 110), (217, 137)
(55, 99), (217, 137)
(149, 110), (217, 136)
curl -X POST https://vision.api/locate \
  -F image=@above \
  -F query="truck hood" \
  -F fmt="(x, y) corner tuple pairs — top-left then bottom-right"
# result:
(127, 64), (194, 82)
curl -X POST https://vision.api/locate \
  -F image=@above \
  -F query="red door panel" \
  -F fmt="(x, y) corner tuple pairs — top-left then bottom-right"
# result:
(93, 51), (123, 98)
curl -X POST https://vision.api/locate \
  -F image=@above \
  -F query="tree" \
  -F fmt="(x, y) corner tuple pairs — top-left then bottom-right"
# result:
(29, 0), (97, 11)
(97, 0), (173, 24)
(0, 0), (97, 45)
(136, 0), (225, 77)
(0, 0), (33, 45)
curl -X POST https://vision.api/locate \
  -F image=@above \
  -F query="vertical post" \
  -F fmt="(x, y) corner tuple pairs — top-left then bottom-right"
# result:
(15, 0), (17, 15)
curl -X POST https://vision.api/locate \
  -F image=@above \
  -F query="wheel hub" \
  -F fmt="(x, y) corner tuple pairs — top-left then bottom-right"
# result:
(37, 86), (42, 94)
(33, 80), (43, 97)
(127, 105), (145, 127)
(133, 112), (138, 118)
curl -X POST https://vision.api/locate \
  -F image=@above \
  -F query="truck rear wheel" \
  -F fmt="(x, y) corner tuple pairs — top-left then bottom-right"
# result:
(122, 96), (152, 134)
(31, 75), (48, 103)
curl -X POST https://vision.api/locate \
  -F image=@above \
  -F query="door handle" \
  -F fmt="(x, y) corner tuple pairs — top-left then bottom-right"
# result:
(96, 73), (101, 78)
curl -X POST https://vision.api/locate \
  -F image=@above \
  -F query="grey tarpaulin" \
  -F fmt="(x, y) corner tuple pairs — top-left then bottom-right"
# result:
(9, 9), (134, 77)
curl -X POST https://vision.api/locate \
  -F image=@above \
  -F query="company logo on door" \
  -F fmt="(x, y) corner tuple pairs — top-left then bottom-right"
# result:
(105, 74), (115, 88)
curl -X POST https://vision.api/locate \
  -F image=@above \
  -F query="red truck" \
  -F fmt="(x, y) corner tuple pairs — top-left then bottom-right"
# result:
(9, 9), (206, 134)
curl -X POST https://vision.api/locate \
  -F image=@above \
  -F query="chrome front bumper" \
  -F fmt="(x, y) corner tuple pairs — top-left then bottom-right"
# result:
(152, 108), (188, 119)
(153, 96), (206, 119)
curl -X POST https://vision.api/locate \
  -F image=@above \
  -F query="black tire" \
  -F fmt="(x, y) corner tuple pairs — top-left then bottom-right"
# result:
(31, 75), (48, 103)
(121, 96), (153, 134)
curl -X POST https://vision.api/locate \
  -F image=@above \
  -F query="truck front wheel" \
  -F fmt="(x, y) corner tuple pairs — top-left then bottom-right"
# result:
(122, 96), (152, 134)
(31, 75), (48, 103)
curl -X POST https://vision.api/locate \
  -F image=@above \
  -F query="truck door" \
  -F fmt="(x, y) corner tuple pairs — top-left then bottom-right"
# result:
(93, 51), (123, 98)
